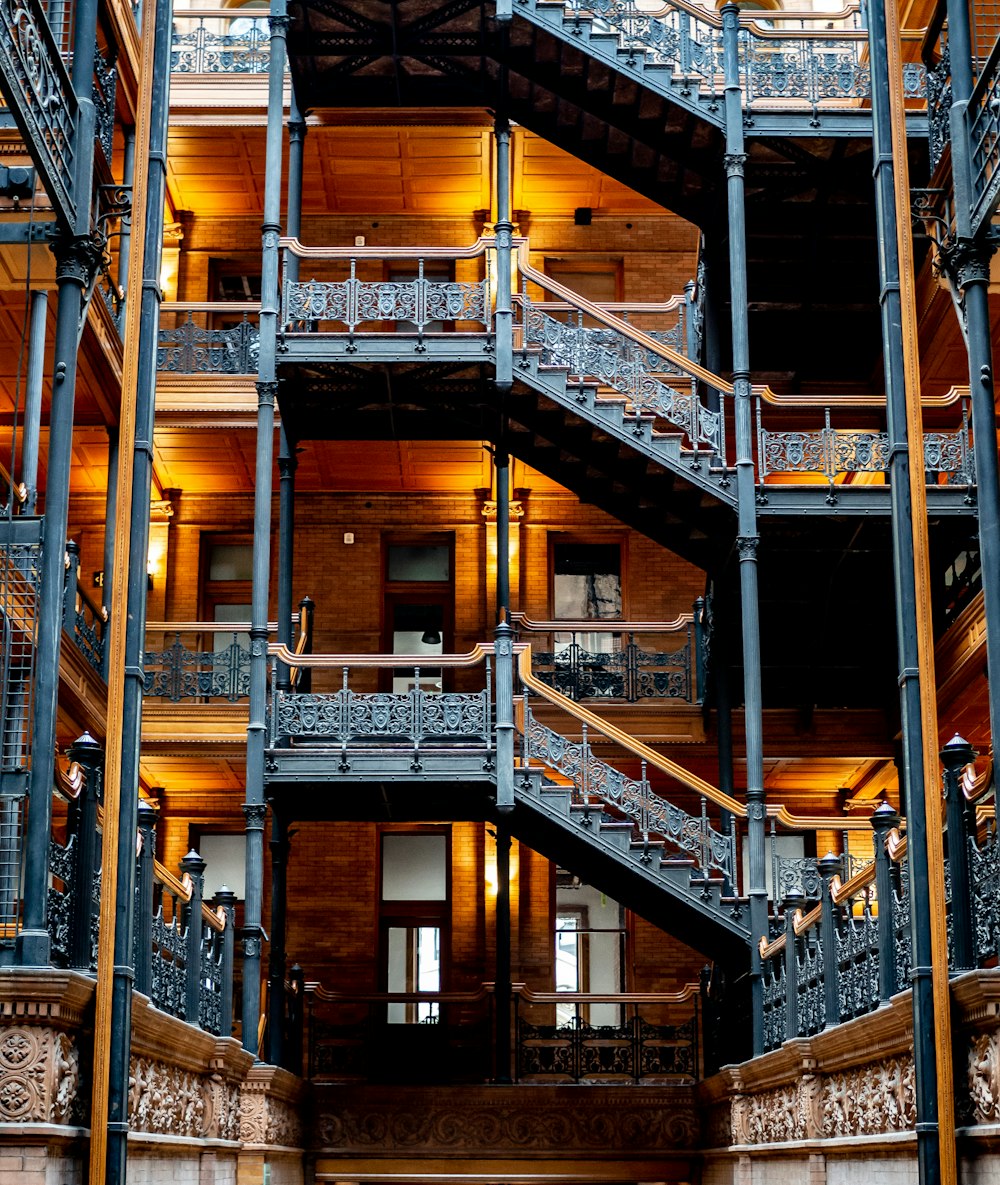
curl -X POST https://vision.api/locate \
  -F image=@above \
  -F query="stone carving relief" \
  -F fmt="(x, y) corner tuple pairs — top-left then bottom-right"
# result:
(0, 1026), (81, 1125)
(240, 1085), (304, 1147)
(821, 1056), (915, 1137)
(315, 1102), (697, 1152)
(733, 1083), (805, 1145)
(967, 1031), (1000, 1125)
(128, 1056), (206, 1137)
(204, 1073), (242, 1142)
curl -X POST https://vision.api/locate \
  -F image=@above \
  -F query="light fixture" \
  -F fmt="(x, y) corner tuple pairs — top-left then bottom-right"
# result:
(421, 627), (441, 646)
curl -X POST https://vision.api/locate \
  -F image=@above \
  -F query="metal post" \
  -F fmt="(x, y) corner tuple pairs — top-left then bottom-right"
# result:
(180, 849), (206, 1026)
(721, 3), (767, 1053)
(67, 732), (102, 970)
(493, 116), (513, 394)
(941, 735), (976, 973)
(943, 0), (1000, 757)
(268, 808), (290, 1067)
(21, 290), (47, 515)
(214, 887), (237, 1038)
(135, 801), (157, 998)
(818, 854), (842, 1028)
(783, 890), (804, 1042)
(285, 93), (306, 286)
(494, 819), (512, 1082)
(495, 448), (514, 811)
(866, 0), (954, 1176)
(243, 0), (289, 1055)
(287, 962), (304, 1076)
(871, 802), (901, 1002)
(276, 430), (296, 694)
(298, 595), (314, 693)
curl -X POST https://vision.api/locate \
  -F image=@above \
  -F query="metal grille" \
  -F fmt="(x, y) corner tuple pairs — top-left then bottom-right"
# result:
(1, 540), (40, 782)
(0, 794), (24, 946)
(973, 0), (1000, 66)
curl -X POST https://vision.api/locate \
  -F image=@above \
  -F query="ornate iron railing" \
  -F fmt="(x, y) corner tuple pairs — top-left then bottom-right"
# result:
(144, 607), (311, 702)
(0, 0), (79, 229)
(63, 541), (107, 675)
(1, 527), (41, 791)
(512, 609), (702, 704)
(514, 986), (699, 1083)
(756, 400), (975, 485)
(283, 255), (490, 335)
(969, 33), (1000, 234)
(92, 44), (117, 167)
(157, 303), (261, 374)
(970, 823), (1000, 964)
(271, 662), (492, 750)
(171, 8), (270, 74)
(535, 0), (925, 111)
(522, 701), (736, 881)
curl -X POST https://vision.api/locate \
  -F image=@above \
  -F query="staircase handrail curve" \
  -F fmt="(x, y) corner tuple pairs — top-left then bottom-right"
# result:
(754, 382), (965, 409)
(963, 755), (993, 802)
(55, 757), (86, 800)
(554, 0), (871, 35)
(304, 981), (492, 1003)
(515, 982), (701, 1004)
(526, 296), (686, 315)
(142, 839), (228, 933)
(160, 300), (262, 314)
(518, 644), (745, 817)
(519, 647), (891, 833)
(510, 610), (693, 633)
(148, 615), (301, 632)
(279, 235), (506, 263)
(516, 245), (733, 397)
(0, 458), (26, 507)
(268, 641), (504, 668)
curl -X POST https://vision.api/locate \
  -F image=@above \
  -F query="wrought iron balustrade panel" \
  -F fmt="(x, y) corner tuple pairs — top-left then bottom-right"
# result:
(835, 909), (879, 1022)
(143, 638), (251, 702)
(199, 930), (224, 1035)
(760, 424), (971, 482)
(926, 43), (952, 176)
(150, 909), (187, 1020)
(892, 865), (912, 991)
(72, 605), (105, 673)
(795, 934), (825, 1036)
(46, 833), (76, 965)
(760, 955), (785, 1052)
(773, 855), (821, 900)
(523, 305), (721, 452)
(171, 17), (270, 73)
(275, 688), (490, 745)
(92, 46), (116, 166)
(970, 829), (1000, 965)
(157, 315), (260, 374)
(532, 644), (690, 703)
(284, 276), (489, 332)
(0, 0), (78, 229)
(637, 1015), (696, 1078)
(1, 541), (40, 779)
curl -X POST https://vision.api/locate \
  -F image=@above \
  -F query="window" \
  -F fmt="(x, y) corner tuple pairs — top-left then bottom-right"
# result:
(544, 260), (623, 307)
(551, 539), (624, 664)
(380, 830), (450, 1024)
(383, 536), (454, 693)
(554, 874), (625, 1027)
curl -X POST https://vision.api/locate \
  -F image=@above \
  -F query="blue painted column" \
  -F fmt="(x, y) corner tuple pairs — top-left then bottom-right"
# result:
(720, 3), (767, 1053)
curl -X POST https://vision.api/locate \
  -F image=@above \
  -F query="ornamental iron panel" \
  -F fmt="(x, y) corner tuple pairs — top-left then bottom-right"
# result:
(532, 632), (691, 704)
(171, 12), (270, 74)
(47, 832), (76, 965)
(0, 0), (78, 230)
(150, 894), (188, 1021)
(157, 313), (260, 374)
(199, 923), (225, 1035)
(834, 906), (879, 1021)
(522, 303), (722, 454)
(773, 855), (822, 901)
(758, 403), (973, 483)
(970, 826), (1000, 965)
(143, 633), (251, 702)
(0, 794), (23, 948)
(760, 953), (785, 1052)
(926, 42), (952, 176)
(92, 45), (116, 167)
(523, 706), (734, 880)
(285, 270), (489, 333)
(795, 931), (825, 1036)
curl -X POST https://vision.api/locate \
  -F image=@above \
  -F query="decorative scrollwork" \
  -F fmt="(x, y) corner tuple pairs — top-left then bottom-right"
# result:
(157, 314), (259, 375)
(285, 275), (489, 331)
(274, 687), (490, 746)
(171, 13), (271, 74)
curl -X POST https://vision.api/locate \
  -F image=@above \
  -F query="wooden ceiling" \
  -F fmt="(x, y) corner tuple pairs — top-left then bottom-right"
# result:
(164, 119), (670, 219)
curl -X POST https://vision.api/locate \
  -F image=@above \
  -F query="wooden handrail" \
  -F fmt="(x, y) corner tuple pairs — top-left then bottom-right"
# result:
(525, 296), (687, 315)
(754, 382), (965, 409)
(305, 982), (492, 1004)
(280, 235), (498, 262)
(160, 301), (261, 314)
(268, 641), (504, 668)
(147, 615), (299, 632)
(0, 459), (26, 506)
(516, 982), (700, 1005)
(510, 610), (693, 634)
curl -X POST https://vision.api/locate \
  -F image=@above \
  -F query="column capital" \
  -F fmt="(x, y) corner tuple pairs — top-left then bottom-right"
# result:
(256, 380), (278, 408)
(724, 153), (747, 178)
(53, 234), (103, 288)
(243, 802), (268, 830)
(736, 535), (759, 562)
